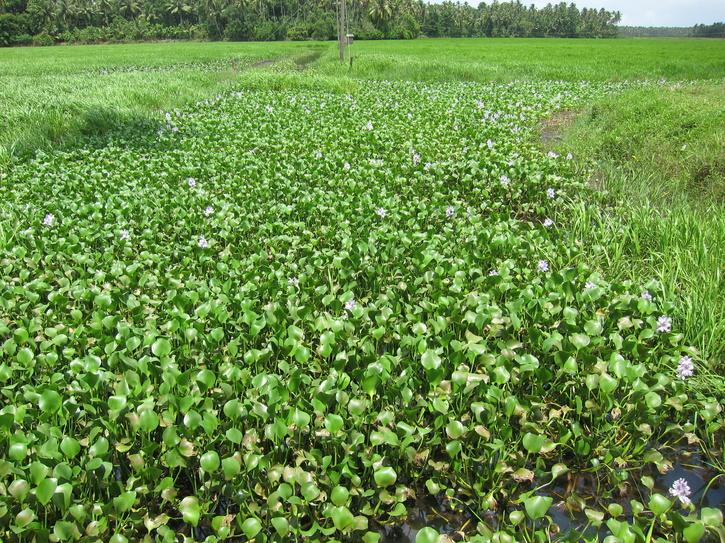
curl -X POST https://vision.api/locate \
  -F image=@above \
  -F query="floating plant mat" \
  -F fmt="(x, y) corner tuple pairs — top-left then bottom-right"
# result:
(0, 77), (722, 542)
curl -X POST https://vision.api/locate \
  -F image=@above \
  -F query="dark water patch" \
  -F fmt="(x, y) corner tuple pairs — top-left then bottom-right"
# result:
(375, 492), (476, 542)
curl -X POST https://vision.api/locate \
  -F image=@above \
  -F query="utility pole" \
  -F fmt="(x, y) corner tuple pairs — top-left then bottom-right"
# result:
(337, 0), (347, 61)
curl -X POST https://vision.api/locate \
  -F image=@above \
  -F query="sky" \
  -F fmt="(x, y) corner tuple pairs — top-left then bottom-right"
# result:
(524, 0), (724, 26)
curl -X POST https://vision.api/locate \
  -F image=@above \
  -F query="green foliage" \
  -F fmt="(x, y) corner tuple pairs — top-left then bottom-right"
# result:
(0, 56), (722, 542)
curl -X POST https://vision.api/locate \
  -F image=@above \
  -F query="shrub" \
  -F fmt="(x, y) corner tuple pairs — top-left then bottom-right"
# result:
(32, 32), (54, 46)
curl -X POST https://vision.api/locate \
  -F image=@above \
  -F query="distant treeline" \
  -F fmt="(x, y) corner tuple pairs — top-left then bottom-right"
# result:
(619, 23), (724, 38)
(1, 0), (623, 46)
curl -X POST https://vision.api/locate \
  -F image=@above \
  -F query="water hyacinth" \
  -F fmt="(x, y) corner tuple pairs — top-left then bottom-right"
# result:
(546, 187), (556, 199)
(364, 120), (373, 131)
(120, 229), (130, 240)
(657, 315), (672, 333)
(1, 68), (719, 543)
(42, 213), (54, 226)
(500, 174), (511, 186)
(547, 150), (559, 158)
(669, 478), (692, 504)
(676, 356), (694, 379)
(585, 281), (596, 290)
(187, 177), (196, 188)
(642, 290), (653, 301)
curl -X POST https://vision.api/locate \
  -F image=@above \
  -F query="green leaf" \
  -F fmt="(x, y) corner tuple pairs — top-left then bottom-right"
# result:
(522, 432), (545, 453)
(374, 466), (397, 487)
(330, 506), (355, 531)
(331, 486), (350, 506)
(179, 496), (200, 527)
(39, 389), (62, 413)
(524, 495), (553, 520)
(36, 478), (57, 506)
(683, 522), (705, 543)
(113, 491), (136, 514)
(241, 517), (262, 539)
(421, 350), (442, 370)
(648, 493), (672, 516)
(701, 507), (723, 527)
(271, 517), (289, 537)
(416, 527), (440, 543)
(200, 451), (220, 473)
(151, 338), (172, 357)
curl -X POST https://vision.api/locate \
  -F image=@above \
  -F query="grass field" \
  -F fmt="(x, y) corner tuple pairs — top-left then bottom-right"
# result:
(0, 38), (723, 543)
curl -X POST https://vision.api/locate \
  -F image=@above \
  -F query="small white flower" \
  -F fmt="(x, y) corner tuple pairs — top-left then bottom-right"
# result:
(537, 260), (549, 272)
(375, 207), (386, 218)
(547, 151), (559, 159)
(43, 213), (55, 226)
(500, 175), (510, 187)
(197, 236), (209, 249)
(343, 162), (351, 171)
(171, 126), (179, 133)
(543, 218), (554, 227)
(446, 206), (455, 218)
(412, 152), (421, 165)
(344, 299), (357, 312)
(642, 290), (653, 301)
(204, 206), (214, 217)
(424, 162), (433, 171)
(314, 150), (323, 159)
(669, 478), (692, 504)
(546, 188), (556, 199)
(676, 356), (694, 379)
(364, 120), (373, 131)
(265, 105), (273, 114)
(486, 139), (494, 150)
(120, 229), (130, 240)
(657, 315), (672, 333)
(585, 281), (596, 290)
(566, 152), (573, 160)
(187, 177), (196, 188)
(488, 269), (499, 276)
(288, 277), (300, 288)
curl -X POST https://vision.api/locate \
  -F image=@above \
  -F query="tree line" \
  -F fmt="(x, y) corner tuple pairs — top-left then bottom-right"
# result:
(1, 0), (624, 45)
(619, 24), (724, 37)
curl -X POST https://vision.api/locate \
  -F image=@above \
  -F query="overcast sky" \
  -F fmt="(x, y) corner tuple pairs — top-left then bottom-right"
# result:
(524, 0), (724, 26)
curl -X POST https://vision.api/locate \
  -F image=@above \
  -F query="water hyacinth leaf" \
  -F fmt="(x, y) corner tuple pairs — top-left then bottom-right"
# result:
(649, 494), (672, 516)
(683, 522), (705, 543)
(151, 338), (172, 357)
(200, 451), (220, 473)
(421, 350), (442, 370)
(179, 496), (200, 526)
(330, 506), (355, 531)
(331, 486), (350, 506)
(39, 389), (62, 413)
(522, 432), (545, 453)
(524, 495), (553, 520)
(374, 467), (397, 487)
(15, 508), (35, 528)
(325, 413), (344, 434)
(36, 478), (57, 506)
(416, 527), (440, 543)
(701, 507), (723, 527)
(139, 409), (159, 432)
(113, 491), (136, 514)
(551, 463), (568, 480)
(271, 517), (290, 537)
(221, 456), (240, 479)
(241, 517), (262, 539)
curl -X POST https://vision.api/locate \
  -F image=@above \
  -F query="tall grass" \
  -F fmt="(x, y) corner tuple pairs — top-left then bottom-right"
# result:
(560, 83), (724, 365)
